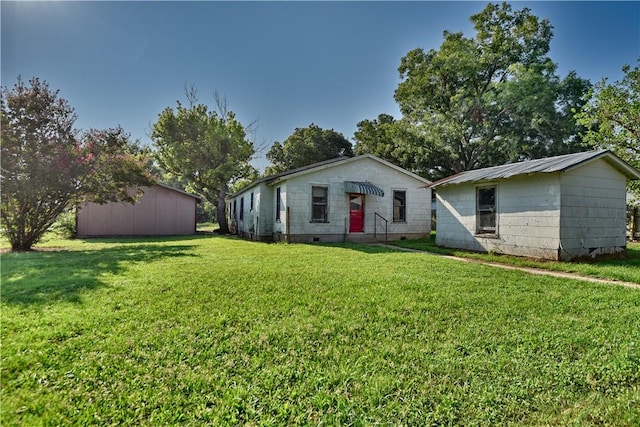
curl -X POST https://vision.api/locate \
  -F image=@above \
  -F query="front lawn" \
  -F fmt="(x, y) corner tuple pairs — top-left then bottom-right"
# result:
(392, 233), (640, 284)
(2, 235), (639, 425)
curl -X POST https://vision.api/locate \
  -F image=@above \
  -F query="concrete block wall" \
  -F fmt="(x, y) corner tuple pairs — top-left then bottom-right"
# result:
(559, 158), (628, 259)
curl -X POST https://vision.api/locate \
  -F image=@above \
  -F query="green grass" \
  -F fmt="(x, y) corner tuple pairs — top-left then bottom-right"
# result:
(2, 235), (639, 425)
(392, 233), (640, 284)
(197, 222), (219, 233)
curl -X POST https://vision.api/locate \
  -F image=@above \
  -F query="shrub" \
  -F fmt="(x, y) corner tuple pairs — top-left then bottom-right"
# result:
(51, 209), (77, 239)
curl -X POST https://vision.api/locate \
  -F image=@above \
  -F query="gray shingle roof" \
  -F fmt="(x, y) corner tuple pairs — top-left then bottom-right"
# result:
(429, 150), (640, 188)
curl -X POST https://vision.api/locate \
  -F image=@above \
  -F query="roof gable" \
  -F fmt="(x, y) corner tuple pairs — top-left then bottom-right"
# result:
(155, 183), (202, 200)
(430, 150), (640, 188)
(269, 154), (430, 185)
(232, 154), (430, 196)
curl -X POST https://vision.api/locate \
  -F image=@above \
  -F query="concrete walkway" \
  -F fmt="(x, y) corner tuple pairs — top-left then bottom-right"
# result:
(373, 244), (640, 290)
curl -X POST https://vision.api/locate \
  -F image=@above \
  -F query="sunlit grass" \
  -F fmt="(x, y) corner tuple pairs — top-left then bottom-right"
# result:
(2, 235), (639, 425)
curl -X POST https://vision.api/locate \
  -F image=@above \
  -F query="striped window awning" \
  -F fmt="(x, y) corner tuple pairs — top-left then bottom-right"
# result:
(344, 181), (384, 197)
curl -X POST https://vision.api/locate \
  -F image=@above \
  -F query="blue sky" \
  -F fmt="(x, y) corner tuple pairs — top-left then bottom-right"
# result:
(2, 1), (639, 171)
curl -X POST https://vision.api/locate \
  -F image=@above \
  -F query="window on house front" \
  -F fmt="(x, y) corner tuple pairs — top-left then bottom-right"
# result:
(476, 186), (497, 234)
(276, 187), (281, 222)
(311, 186), (328, 222)
(240, 197), (244, 220)
(393, 190), (406, 222)
(250, 192), (254, 211)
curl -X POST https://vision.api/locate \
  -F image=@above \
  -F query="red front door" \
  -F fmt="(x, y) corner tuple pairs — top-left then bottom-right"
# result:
(349, 194), (364, 232)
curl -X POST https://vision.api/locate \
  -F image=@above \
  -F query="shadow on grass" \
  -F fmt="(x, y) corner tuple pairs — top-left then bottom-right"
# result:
(302, 241), (408, 254)
(1, 244), (197, 306)
(77, 233), (220, 245)
(387, 236), (458, 255)
(393, 236), (640, 262)
(390, 236), (640, 282)
(625, 244), (640, 261)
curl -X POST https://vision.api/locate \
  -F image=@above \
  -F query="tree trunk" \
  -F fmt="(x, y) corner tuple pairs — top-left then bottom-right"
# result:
(217, 184), (229, 234)
(10, 230), (38, 252)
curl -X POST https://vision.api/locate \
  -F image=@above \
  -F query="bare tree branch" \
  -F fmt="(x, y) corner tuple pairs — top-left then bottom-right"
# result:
(213, 90), (229, 119)
(184, 83), (199, 107)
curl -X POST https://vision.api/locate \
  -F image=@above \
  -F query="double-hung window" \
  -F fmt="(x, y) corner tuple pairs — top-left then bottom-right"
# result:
(476, 186), (497, 235)
(393, 190), (406, 222)
(311, 186), (328, 222)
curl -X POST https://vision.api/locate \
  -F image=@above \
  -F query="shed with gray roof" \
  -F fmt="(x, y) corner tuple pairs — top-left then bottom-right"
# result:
(430, 150), (640, 260)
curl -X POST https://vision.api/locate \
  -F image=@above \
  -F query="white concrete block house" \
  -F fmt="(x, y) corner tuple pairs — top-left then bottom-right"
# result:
(431, 150), (640, 261)
(229, 154), (431, 243)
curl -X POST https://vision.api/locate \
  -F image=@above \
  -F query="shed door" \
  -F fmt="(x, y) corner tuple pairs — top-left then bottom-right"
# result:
(349, 194), (364, 232)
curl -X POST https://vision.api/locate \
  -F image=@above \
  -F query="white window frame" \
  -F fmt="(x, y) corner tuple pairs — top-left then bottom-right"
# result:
(310, 185), (329, 223)
(476, 185), (498, 236)
(393, 189), (407, 223)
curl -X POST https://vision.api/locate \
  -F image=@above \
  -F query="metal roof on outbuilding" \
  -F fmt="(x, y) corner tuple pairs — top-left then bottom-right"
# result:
(429, 150), (640, 188)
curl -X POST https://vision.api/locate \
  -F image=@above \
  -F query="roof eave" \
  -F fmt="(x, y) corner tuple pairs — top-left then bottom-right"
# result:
(267, 154), (431, 187)
(584, 151), (640, 180)
(267, 157), (353, 186)
(558, 150), (640, 180)
(155, 183), (202, 201)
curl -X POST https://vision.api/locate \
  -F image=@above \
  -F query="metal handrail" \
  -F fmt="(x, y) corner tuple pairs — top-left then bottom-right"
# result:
(374, 212), (388, 241)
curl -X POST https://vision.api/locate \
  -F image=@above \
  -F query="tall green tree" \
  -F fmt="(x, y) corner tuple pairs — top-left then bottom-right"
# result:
(152, 93), (255, 234)
(394, 2), (590, 178)
(265, 123), (353, 176)
(353, 114), (430, 177)
(576, 60), (640, 196)
(1, 77), (154, 251)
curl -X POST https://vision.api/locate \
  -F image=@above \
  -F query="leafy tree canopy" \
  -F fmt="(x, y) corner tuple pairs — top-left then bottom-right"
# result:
(354, 114), (431, 177)
(1, 77), (154, 251)
(576, 60), (640, 196)
(265, 123), (353, 176)
(393, 2), (591, 179)
(152, 91), (255, 234)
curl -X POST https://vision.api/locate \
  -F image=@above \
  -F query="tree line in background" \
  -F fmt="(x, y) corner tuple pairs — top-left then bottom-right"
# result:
(358, 2), (591, 178)
(2, 2), (638, 251)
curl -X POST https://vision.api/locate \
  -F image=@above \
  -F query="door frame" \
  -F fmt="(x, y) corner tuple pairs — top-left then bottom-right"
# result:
(348, 193), (365, 233)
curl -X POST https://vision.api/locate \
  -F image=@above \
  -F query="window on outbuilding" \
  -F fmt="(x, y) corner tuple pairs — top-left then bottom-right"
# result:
(311, 186), (328, 222)
(393, 190), (406, 222)
(276, 187), (281, 222)
(250, 192), (254, 211)
(240, 197), (244, 220)
(476, 186), (497, 234)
